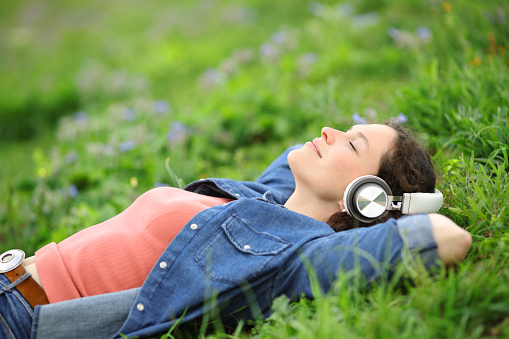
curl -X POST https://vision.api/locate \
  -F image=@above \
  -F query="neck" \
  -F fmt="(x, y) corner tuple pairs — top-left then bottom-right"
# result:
(284, 187), (341, 223)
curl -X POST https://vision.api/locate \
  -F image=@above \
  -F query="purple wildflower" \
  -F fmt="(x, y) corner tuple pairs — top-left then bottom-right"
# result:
(153, 101), (171, 114)
(119, 140), (136, 153)
(387, 27), (401, 40)
(68, 185), (78, 198)
(352, 113), (367, 124)
(416, 26), (432, 40)
(271, 31), (287, 45)
(123, 108), (136, 121)
(259, 44), (278, 59)
(199, 68), (225, 88)
(167, 121), (189, 145)
(64, 151), (78, 164)
(396, 113), (408, 123)
(72, 111), (89, 125)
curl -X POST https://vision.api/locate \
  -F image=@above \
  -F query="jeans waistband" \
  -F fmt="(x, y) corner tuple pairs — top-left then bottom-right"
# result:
(0, 250), (49, 309)
(0, 272), (35, 338)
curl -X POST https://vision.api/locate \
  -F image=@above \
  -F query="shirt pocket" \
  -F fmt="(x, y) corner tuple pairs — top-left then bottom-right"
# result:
(195, 214), (291, 285)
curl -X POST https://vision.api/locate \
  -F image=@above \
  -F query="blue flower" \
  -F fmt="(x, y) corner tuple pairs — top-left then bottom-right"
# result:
(119, 140), (136, 153)
(416, 26), (432, 40)
(396, 113), (408, 123)
(205, 68), (223, 82)
(153, 101), (171, 114)
(259, 43), (278, 59)
(123, 108), (136, 121)
(68, 185), (78, 198)
(271, 31), (287, 45)
(72, 111), (89, 125)
(387, 27), (401, 40)
(167, 121), (189, 145)
(199, 68), (225, 88)
(352, 113), (367, 124)
(64, 151), (78, 164)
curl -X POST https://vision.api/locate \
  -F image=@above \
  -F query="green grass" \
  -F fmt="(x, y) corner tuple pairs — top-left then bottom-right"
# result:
(1, 0), (508, 337)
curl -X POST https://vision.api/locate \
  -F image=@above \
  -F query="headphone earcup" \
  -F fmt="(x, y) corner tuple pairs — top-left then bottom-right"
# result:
(343, 175), (392, 223)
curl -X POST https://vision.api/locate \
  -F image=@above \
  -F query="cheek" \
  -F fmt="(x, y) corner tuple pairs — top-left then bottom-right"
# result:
(326, 153), (364, 187)
(327, 151), (355, 176)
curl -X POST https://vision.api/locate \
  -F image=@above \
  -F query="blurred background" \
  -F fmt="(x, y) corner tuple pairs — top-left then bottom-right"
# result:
(2, 2), (509, 336)
(1, 0), (508, 255)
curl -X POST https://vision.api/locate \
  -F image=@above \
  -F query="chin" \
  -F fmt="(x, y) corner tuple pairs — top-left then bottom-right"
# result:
(287, 149), (300, 167)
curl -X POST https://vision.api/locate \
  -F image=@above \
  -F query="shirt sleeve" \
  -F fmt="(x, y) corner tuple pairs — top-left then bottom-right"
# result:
(396, 213), (440, 271)
(255, 144), (302, 199)
(276, 214), (440, 300)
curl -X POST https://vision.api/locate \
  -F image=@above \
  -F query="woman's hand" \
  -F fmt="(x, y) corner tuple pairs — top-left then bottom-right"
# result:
(428, 213), (472, 266)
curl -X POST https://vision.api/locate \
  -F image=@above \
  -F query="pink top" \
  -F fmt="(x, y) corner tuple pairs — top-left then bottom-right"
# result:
(35, 187), (232, 303)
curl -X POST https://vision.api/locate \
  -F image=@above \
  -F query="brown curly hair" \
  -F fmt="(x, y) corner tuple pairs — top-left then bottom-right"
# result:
(326, 119), (436, 232)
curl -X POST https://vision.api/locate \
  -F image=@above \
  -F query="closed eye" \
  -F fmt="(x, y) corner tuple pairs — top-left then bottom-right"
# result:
(349, 141), (357, 153)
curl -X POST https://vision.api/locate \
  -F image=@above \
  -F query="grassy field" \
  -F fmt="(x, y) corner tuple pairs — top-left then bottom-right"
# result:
(1, 0), (508, 337)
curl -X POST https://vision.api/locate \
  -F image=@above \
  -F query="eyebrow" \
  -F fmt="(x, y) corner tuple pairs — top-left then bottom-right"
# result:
(357, 131), (369, 149)
(347, 127), (369, 149)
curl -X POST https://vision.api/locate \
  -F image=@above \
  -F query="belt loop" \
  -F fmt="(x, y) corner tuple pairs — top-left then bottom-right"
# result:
(1, 272), (31, 293)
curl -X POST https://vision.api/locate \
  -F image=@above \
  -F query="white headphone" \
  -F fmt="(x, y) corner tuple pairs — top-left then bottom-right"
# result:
(342, 175), (443, 223)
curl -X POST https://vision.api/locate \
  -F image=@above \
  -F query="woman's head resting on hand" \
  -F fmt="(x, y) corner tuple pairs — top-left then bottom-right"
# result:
(287, 119), (436, 231)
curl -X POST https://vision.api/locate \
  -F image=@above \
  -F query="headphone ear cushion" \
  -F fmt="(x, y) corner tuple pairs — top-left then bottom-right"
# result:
(343, 175), (392, 223)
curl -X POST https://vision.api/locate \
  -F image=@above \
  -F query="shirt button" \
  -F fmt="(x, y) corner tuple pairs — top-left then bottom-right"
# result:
(159, 261), (167, 269)
(243, 244), (251, 250)
(137, 303), (144, 311)
(190, 223), (198, 230)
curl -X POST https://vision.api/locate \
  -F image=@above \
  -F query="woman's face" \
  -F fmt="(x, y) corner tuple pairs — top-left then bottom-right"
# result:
(288, 124), (397, 205)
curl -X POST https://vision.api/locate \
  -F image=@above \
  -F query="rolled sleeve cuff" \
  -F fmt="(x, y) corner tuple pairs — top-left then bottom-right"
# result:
(396, 214), (441, 270)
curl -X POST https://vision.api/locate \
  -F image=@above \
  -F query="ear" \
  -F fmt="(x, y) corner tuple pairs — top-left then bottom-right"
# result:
(338, 199), (345, 213)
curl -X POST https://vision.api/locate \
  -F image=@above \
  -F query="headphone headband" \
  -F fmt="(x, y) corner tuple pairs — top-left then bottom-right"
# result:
(343, 175), (443, 223)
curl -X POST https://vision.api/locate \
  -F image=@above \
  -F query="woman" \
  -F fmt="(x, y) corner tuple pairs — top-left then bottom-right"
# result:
(1, 121), (471, 339)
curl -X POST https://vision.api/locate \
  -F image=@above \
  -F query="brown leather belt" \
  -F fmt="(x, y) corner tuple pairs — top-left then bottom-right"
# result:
(1, 250), (49, 309)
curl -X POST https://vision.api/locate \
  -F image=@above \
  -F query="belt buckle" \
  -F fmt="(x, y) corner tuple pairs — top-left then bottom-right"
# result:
(0, 249), (25, 274)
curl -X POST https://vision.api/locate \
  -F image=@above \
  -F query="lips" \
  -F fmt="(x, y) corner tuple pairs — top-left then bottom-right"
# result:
(310, 138), (322, 158)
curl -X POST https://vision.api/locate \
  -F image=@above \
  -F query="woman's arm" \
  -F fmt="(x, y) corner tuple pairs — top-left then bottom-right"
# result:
(276, 214), (472, 301)
(428, 213), (472, 266)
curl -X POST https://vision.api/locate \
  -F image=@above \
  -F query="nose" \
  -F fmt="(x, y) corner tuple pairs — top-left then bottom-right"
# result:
(321, 127), (343, 144)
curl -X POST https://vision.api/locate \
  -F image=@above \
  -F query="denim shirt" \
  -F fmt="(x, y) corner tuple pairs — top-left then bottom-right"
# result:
(31, 145), (439, 339)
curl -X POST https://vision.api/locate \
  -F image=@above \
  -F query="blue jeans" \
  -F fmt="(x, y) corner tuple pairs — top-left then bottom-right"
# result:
(0, 273), (33, 339)
(32, 288), (139, 339)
